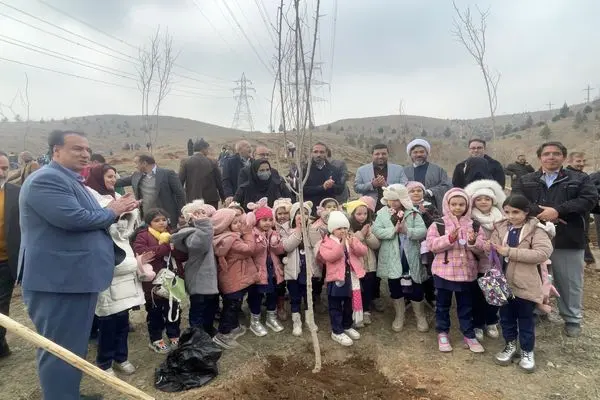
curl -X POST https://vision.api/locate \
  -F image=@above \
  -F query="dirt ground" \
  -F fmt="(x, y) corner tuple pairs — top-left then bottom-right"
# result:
(2, 255), (600, 400)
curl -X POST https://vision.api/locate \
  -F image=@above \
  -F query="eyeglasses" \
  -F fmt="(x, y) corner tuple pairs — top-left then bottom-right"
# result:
(469, 146), (484, 150)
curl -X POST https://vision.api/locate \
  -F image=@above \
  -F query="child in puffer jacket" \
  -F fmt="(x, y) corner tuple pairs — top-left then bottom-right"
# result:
(280, 201), (318, 337)
(273, 198), (293, 321)
(425, 188), (486, 354)
(170, 200), (219, 337)
(318, 211), (367, 347)
(465, 179), (506, 342)
(345, 196), (380, 327)
(211, 208), (258, 349)
(245, 199), (286, 336)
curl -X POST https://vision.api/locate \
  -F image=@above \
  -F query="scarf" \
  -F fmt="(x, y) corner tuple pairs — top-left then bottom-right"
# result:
(471, 207), (503, 231)
(344, 245), (363, 326)
(148, 227), (171, 244)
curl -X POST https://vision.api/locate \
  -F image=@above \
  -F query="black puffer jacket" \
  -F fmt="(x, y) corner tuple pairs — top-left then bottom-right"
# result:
(512, 168), (598, 249)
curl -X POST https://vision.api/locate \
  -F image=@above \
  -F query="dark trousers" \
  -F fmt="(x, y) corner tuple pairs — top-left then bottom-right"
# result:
(0, 262), (15, 351)
(189, 294), (219, 336)
(423, 277), (436, 303)
(388, 278), (424, 301)
(360, 272), (377, 311)
(328, 295), (353, 334)
(435, 287), (475, 338)
(90, 315), (99, 340)
(584, 213), (595, 262)
(374, 276), (382, 299)
(219, 289), (246, 334)
(145, 297), (181, 342)
(276, 281), (287, 297)
(96, 310), (129, 370)
(287, 279), (307, 313)
(247, 284), (277, 314)
(312, 276), (324, 299)
(472, 283), (499, 328)
(23, 290), (98, 400)
(500, 296), (536, 352)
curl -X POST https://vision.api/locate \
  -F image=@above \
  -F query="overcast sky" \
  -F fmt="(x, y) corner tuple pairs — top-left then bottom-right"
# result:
(1, 0), (599, 131)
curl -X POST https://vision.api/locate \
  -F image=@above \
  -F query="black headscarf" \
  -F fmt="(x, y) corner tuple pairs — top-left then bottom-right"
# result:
(463, 156), (493, 186)
(250, 159), (272, 192)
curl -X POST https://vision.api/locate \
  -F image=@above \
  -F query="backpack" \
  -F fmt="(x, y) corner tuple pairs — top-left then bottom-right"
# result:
(477, 248), (513, 306)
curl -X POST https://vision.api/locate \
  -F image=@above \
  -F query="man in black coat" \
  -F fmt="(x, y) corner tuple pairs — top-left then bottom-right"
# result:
(505, 154), (535, 180)
(452, 138), (506, 188)
(301, 142), (344, 214)
(222, 140), (252, 205)
(0, 151), (21, 358)
(513, 142), (598, 338)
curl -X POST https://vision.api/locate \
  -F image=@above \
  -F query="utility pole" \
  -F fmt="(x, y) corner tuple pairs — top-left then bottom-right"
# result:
(583, 84), (593, 103)
(546, 101), (553, 110)
(231, 73), (255, 131)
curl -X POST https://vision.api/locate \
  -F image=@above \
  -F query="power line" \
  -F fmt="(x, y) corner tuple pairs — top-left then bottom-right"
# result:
(0, 1), (137, 62)
(189, 0), (241, 59)
(252, 0), (277, 47)
(328, 0), (338, 90)
(220, 0), (274, 76)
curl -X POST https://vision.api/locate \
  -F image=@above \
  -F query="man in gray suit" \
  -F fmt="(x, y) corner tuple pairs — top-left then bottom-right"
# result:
(117, 154), (186, 228)
(0, 151), (20, 359)
(20, 130), (138, 400)
(354, 143), (408, 211)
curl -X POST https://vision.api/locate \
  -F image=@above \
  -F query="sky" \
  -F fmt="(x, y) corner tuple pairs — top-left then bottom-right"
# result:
(1, 0), (599, 131)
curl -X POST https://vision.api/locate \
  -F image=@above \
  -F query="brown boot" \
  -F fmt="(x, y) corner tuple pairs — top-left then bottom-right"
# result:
(276, 296), (288, 321)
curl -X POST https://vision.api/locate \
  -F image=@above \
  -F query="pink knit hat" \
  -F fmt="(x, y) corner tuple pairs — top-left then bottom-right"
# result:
(406, 181), (426, 192)
(211, 208), (238, 235)
(254, 206), (274, 224)
(358, 196), (376, 212)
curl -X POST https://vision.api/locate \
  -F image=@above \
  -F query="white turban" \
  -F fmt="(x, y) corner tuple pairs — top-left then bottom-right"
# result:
(406, 139), (431, 156)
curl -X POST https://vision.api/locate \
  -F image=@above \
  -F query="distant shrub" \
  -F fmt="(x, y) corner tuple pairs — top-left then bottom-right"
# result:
(551, 115), (561, 122)
(536, 121), (546, 127)
(584, 105), (593, 114)
(583, 127), (588, 133)
(540, 125), (552, 140)
(515, 134), (522, 139)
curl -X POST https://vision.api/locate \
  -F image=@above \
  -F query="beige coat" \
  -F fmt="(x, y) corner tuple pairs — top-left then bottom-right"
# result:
(279, 222), (321, 280)
(352, 228), (380, 273)
(490, 218), (553, 304)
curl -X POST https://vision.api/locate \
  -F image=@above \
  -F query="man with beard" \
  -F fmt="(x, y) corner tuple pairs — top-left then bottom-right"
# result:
(354, 144), (408, 211)
(452, 138), (505, 189)
(302, 142), (344, 214)
(505, 154), (535, 181)
(402, 139), (452, 212)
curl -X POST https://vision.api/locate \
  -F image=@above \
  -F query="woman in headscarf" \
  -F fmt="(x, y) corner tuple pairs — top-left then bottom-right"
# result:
(234, 159), (291, 211)
(85, 164), (118, 200)
(454, 157), (493, 188)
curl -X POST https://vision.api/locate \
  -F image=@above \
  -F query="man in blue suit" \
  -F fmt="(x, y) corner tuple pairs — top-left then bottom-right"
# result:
(19, 130), (139, 400)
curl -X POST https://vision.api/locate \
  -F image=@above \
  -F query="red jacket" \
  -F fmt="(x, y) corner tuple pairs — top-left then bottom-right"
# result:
(132, 228), (186, 301)
(252, 228), (285, 285)
(213, 231), (259, 294)
(319, 235), (367, 283)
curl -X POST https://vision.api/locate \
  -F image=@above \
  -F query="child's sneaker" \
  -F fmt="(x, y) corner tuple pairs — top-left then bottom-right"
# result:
(266, 311), (284, 332)
(169, 337), (179, 350)
(149, 339), (170, 354)
(230, 325), (247, 339)
(474, 328), (484, 341)
(250, 314), (268, 337)
(212, 332), (238, 349)
(113, 361), (136, 375)
(331, 332), (353, 346)
(485, 324), (500, 339)
(518, 350), (535, 373)
(344, 328), (361, 340)
(437, 333), (452, 352)
(494, 341), (518, 366)
(102, 367), (116, 376)
(291, 313), (303, 336)
(463, 337), (485, 353)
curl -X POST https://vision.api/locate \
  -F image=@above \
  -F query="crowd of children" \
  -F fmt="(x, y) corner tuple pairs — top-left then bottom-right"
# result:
(93, 180), (560, 376)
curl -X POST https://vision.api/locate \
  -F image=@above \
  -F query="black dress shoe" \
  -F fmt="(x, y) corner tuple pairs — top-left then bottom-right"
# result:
(0, 342), (11, 359)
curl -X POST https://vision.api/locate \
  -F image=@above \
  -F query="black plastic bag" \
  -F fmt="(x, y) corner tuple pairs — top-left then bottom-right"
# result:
(154, 327), (223, 392)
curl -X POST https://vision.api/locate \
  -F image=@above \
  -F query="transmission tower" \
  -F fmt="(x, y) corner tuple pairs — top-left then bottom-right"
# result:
(231, 73), (255, 131)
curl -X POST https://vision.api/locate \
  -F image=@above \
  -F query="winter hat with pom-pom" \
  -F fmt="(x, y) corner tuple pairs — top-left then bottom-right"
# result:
(211, 208), (238, 235)
(327, 210), (350, 233)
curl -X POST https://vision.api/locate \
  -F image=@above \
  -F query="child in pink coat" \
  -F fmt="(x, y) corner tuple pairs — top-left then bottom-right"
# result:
(425, 188), (486, 353)
(318, 211), (367, 347)
(245, 200), (285, 337)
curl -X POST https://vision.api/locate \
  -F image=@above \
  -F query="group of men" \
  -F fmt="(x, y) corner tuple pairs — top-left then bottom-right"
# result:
(0, 130), (599, 399)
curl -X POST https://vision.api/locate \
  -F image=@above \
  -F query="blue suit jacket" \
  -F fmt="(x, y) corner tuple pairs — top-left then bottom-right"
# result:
(353, 163), (408, 201)
(19, 162), (116, 293)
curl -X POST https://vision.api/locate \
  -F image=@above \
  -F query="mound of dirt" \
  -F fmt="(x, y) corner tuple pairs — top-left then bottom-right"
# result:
(213, 355), (448, 400)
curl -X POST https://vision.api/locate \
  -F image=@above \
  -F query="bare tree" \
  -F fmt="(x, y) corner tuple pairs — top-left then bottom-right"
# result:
(137, 29), (160, 149)
(153, 29), (178, 149)
(0, 73), (31, 150)
(20, 73), (31, 150)
(452, 1), (500, 142)
(274, 0), (322, 373)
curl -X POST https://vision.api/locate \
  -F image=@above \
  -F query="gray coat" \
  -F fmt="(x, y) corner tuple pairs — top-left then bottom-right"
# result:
(403, 162), (451, 212)
(170, 219), (218, 296)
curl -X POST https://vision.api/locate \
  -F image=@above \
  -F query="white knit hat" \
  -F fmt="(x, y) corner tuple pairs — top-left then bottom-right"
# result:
(464, 179), (506, 206)
(406, 138), (431, 156)
(327, 210), (350, 233)
(381, 184), (413, 210)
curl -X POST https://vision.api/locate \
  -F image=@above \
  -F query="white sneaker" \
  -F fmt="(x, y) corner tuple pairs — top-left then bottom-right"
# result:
(114, 361), (136, 375)
(485, 324), (500, 339)
(103, 367), (116, 376)
(518, 350), (535, 373)
(331, 332), (353, 346)
(344, 328), (361, 340)
(265, 311), (284, 332)
(250, 314), (268, 337)
(474, 328), (485, 341)
(291, 312), (302, 337)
